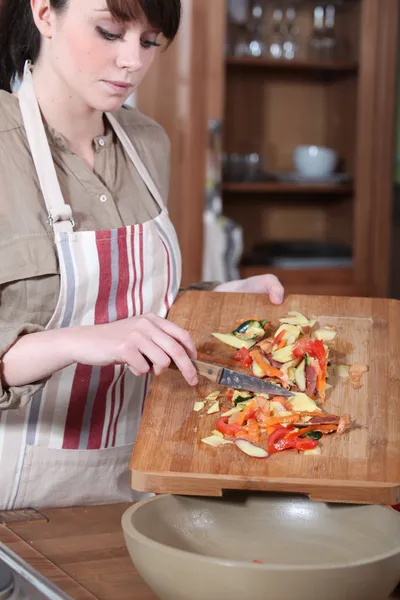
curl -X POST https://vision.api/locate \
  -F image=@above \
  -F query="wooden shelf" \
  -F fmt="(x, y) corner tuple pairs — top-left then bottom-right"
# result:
(222, 182), (353, 195)
(226, 56), (359, 73)
(239, 266), (359, 296)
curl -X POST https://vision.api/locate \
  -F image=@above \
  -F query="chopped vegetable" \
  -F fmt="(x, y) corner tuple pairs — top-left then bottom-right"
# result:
(274, 324), (301, 345)
(305, 362), (318, 397)
(257, 337), (274, 354)
(233, 319), (265, 341)
(201, 435), (234, 448)
(221, 407), (242, 417)
(207, 401), (220, 415)
(313, 326), (337, 342)
(304, 446), (322, 456)
(301, 430), (323, 441)
(215, 417), (243, 437)
(233, 347), (253, 368)
(250, 349), (282, 378)
(252, 360), (265, 378)
(236, 400), (256, 426)
(295, 359), (306, 392)
(232, 390), (253, 406)
(212, 332), (256, 350)
(336, 364), (349, 378)
(288, 393), (318, 413)
(235, 438), (269, 458)
(348, 363), (368, 389)
(337, 413), (352, 434)
(271, 343), (296, 364)
(279, 311), (309, 326)
(205, 390), (221, 401)
(193, 401), (205, 412)
(200, 310), (359, 461)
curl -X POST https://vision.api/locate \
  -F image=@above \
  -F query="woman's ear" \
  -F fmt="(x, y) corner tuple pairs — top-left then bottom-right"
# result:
(31, 0), (53, 39)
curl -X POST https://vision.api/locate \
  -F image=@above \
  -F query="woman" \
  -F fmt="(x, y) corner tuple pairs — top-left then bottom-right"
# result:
(0, 0), (284, 510)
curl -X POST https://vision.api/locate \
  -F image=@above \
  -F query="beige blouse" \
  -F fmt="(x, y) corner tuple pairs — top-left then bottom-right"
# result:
(0, 91), (173, 409)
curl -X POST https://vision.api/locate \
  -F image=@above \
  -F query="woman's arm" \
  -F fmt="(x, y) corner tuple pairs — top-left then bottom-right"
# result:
(1, 327), (77, 387)
(1, 314), (199, 389)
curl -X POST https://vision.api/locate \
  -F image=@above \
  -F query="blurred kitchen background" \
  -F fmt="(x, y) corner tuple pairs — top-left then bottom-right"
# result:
(135, 0), (399, 298)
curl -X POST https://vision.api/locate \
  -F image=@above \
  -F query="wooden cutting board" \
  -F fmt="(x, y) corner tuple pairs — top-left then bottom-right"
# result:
(130, 291), (400, 505)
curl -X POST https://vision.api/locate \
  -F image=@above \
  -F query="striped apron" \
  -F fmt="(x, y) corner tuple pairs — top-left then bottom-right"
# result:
(0, 61), (181, 510)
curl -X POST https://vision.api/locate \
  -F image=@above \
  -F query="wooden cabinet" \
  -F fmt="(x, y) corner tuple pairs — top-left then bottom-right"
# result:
(137, 0), (398, 297)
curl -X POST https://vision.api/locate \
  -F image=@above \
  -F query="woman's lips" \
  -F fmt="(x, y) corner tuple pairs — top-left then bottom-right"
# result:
(103, 80), (133, 94)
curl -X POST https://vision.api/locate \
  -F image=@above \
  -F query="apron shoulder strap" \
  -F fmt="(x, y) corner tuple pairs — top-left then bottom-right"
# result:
(18, 61), (74, 234)
(106, 112), (166, 212)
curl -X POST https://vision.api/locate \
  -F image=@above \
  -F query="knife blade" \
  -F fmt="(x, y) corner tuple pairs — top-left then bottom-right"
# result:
(190, 359), (295, 398)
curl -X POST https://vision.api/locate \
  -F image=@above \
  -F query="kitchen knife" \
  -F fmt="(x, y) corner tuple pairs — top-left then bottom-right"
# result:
(186, 359), (295, 398)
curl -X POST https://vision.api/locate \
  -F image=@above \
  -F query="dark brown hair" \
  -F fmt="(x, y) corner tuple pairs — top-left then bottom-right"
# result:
(0, 0), (181, 92)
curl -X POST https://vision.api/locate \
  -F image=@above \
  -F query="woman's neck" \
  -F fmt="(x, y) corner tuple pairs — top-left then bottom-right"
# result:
(31, 60), (105, 166)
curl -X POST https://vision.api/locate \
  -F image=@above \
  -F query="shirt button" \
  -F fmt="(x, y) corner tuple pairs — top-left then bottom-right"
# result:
(98, 138), (105, 147)
(100, 194), (107, 203)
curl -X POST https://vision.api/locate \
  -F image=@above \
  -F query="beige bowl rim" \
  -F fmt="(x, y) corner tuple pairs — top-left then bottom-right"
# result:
(121, 495), (400, 573)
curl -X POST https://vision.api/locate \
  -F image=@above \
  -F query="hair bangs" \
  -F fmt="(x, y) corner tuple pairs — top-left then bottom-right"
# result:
(106, 0), (181, 40)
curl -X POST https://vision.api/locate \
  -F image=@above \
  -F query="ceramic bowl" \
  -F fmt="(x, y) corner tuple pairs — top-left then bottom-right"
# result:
(122, 493), (400, 600)
(293, 145), (338, 178)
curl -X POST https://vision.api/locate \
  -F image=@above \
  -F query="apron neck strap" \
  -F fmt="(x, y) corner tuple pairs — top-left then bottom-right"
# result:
(106, 112), (165, 211)
(18, 61), (74, 234)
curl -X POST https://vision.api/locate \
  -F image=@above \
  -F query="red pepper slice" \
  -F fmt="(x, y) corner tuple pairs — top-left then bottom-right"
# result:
(305, 364), (317, 397)
(225, 388), (234, 403)
(293, 339), (327, 378)
(273, 329), (286, 346)
(233, 347), (253, 368)
(268, 426), (317, 453)
(267, 426), (294, 453)
(294, 437), (317, 451)
(215, 417), (243, 437)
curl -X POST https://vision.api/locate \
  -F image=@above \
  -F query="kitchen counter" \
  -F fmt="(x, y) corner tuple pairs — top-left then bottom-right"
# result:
(0, 503), (399, 600)
(0, 503), (157, 599)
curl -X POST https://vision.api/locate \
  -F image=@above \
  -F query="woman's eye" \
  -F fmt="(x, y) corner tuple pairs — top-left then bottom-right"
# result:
(97, 26), (123, 41)
(141, 39), (161, 49)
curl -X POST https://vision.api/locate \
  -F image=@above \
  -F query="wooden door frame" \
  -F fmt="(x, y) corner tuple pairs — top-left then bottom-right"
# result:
(136, 0), (226, 287)
(354, 0), (399, 297)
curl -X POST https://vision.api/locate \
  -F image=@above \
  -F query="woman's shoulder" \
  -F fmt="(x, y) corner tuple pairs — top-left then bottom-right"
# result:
(0, 90), (23, 135)
(113, 105), (170, 152)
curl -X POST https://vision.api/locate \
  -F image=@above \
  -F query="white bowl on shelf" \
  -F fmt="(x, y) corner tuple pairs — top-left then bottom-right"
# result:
(293, 145), (339, 179)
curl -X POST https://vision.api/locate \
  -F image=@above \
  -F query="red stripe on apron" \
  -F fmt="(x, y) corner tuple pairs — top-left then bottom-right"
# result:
(116, 229), (130, 320)
(62, 364), (92, 449)
(161, 239), (171, 312)
(138, 224), (144, 315)
(103, 231), (130, 446)
(85, 230), (114, 446)
(132, 227), (138, 317)
(94, 230), (112, 325)
(87, 364), (115, 449)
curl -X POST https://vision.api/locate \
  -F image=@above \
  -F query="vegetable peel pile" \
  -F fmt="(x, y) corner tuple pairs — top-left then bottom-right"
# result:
(196, 312), (367, 459)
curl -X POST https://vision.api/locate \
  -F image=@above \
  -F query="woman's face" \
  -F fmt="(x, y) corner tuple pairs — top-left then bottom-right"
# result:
(34, 0), (160, 111)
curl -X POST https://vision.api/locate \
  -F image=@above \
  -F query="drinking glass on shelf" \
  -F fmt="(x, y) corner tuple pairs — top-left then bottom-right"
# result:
(267, 8), (284, 59)
(282, 6), (299, 60)
(308, 3), (346, 61)
(247, 0), (267, 58)
(308, 5), (325, 60)
(227, 0), (250, 57)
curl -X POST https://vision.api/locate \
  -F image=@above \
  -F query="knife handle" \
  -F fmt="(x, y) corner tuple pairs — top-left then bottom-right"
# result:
(169, 359), (223, 384)
(191, 359), (223, 384)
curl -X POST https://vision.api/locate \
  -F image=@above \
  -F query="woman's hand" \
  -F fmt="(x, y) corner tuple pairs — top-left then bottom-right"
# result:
(214, 274), (284, 305)
(2, 314), (199, 388)
(70, 314), (198, 386)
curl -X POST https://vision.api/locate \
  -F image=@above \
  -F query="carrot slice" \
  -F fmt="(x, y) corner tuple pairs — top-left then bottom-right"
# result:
(250, 349), (282, 378)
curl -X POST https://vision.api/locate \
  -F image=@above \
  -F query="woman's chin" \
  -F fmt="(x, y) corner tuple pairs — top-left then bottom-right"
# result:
(90, 95), (133, 113)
